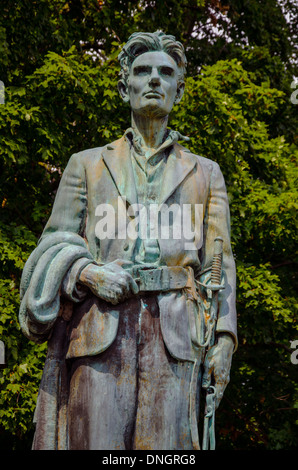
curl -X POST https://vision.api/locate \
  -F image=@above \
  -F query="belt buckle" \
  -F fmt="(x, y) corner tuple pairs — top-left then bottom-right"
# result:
(137, 266), (170, 292)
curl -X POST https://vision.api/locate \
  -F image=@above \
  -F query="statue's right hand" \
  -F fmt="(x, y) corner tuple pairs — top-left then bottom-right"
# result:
(79, 260), (139, 305)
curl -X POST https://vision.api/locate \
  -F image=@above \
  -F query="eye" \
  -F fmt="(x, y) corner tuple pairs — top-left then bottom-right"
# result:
(160, 66), (174, 76)
(133, 66), (151, 76)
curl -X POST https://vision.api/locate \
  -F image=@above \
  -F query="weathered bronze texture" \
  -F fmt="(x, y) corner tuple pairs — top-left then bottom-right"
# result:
(19, 31), (237, 450)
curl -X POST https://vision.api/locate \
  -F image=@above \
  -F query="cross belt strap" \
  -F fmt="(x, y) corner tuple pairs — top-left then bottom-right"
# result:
(128, 265), (192, 293)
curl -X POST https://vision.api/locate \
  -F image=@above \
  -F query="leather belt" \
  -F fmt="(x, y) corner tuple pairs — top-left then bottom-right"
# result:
(128, 265), (191, 293)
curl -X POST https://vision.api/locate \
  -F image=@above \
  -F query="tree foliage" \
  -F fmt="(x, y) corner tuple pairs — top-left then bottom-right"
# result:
(0, 0), (297, 450)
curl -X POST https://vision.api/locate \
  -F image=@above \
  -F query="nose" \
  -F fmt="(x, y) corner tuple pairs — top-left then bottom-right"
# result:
(149, 69), (160, 87)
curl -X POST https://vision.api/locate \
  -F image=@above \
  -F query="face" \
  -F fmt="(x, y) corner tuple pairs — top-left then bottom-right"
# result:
(119, 51), (184, 118)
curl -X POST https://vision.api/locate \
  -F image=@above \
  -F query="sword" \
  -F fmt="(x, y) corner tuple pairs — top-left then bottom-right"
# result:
(202, 236), (224, 450)
(202, 385), (216, 450)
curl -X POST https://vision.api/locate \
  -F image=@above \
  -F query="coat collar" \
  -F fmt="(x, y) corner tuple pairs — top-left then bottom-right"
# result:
(159, 144), (197, 205)
(101, 136), (138, 205)
(101, 135), (197, 206)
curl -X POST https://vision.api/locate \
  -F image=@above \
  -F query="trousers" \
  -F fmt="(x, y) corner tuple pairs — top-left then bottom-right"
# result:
(67, 293), (197, 450)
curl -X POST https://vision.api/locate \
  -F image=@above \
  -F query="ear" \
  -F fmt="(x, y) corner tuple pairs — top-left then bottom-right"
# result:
(174, 81), (185, 104)
(118, 80), (130, 103)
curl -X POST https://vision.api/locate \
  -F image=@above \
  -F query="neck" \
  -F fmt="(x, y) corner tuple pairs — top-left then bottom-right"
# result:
(131, 112), (168, 150)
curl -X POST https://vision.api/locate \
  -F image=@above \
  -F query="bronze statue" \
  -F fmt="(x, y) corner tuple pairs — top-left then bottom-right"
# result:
(19, 31), (237, 450)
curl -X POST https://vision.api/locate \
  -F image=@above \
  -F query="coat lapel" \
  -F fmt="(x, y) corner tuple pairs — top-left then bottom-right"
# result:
(102, 137), (197, 207)
(101, 136), (138, 206)
(159, 144), (197, 205)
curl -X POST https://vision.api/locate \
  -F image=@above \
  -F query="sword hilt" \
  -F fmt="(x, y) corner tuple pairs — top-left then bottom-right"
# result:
(207, 237), (224, 348)
(211, 237), (223, 286)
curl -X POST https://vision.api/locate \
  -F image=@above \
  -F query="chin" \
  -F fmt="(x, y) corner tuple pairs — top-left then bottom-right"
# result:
(134, 104), (171, 118)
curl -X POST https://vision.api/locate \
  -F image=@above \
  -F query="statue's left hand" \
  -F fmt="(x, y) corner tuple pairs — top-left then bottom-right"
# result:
(202, 333), (234, 409)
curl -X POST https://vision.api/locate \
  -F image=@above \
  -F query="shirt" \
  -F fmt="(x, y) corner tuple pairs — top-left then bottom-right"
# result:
(124, 128), (190, 265)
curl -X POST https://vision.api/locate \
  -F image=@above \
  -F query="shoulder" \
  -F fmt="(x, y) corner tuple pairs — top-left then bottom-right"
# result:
(177, 144), (226, 192)
(68, 137), (124, 166)
(68, 146), (104, 166)
(177, 144), (221, 173)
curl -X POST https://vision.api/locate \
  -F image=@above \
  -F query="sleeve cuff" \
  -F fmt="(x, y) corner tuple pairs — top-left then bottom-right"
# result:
(61, 257), (94, 302)
(216, 328), (238, 352)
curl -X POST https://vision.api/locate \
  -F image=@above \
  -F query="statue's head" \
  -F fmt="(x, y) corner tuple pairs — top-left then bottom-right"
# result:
(118, 31), (187, 118)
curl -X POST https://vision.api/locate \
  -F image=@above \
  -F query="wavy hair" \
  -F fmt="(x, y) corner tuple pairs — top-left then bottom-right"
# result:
(118, 31), (187, 86)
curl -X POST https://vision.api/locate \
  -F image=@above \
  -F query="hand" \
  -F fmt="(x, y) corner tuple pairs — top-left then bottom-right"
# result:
(202, 333), (234, 409)
(79, 259), (139, 305)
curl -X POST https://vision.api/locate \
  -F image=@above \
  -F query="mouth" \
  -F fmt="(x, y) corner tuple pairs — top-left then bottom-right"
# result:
(144, 91), (163, 99)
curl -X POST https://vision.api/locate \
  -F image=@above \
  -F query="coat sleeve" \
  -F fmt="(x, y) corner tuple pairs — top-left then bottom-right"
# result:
(19, 153), (96, 343)
(43, 152), (88, 236)
(200, 161), (238, 349)
(42, 151), (99, 299)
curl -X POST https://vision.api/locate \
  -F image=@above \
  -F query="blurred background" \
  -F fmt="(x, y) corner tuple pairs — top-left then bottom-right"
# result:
(0, 0), (297, 450)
